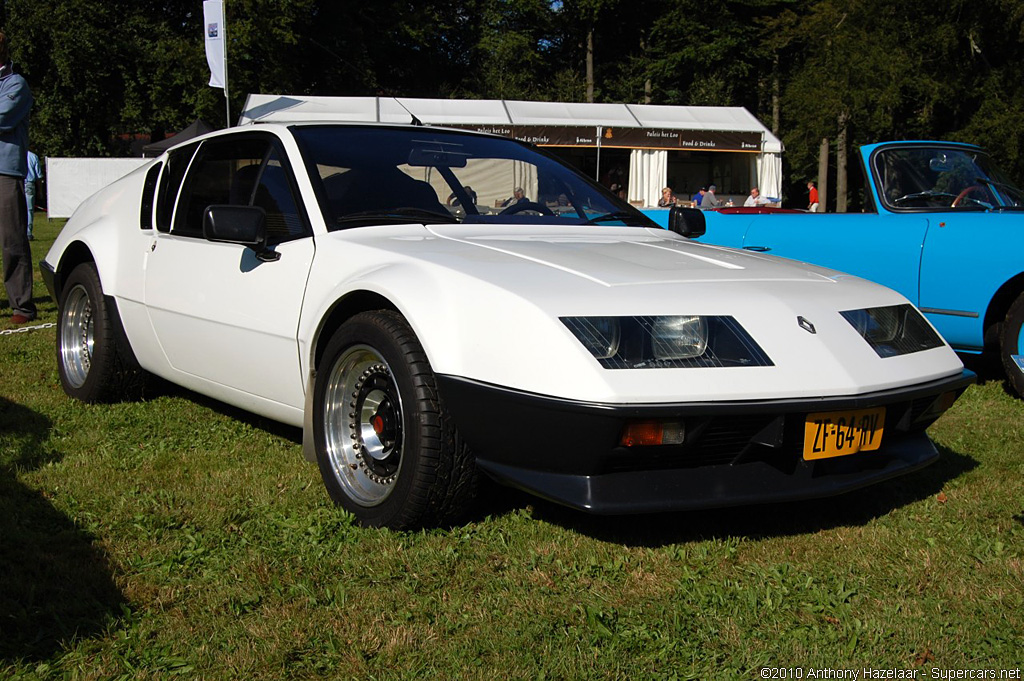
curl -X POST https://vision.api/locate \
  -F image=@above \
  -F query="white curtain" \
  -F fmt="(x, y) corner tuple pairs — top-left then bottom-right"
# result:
(627, 148), (667, 207)
(513, 161), (539, 204)
(756, 152), (783, 204)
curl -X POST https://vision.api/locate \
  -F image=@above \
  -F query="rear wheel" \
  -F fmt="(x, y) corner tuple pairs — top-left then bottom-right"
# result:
(313, 310), (476, 529)
(1000, 292), (1024, 398)
(57, 263), (145, 402)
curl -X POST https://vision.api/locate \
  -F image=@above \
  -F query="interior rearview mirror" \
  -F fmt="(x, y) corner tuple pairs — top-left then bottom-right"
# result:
(408, 147), (469, 168)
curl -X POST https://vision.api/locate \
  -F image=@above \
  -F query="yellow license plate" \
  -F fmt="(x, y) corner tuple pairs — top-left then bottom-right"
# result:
(803, 407), (886, 460)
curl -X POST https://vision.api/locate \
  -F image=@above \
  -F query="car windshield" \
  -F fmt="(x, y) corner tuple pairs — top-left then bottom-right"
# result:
(873, 146), (1024, 211)
(290, 125), (657, 229)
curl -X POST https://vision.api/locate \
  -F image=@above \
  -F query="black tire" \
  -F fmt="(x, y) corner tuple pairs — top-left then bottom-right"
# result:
(313, 310), (477, 529)
(57, 263), (146, 402)
(1000, 291), (1024, 398)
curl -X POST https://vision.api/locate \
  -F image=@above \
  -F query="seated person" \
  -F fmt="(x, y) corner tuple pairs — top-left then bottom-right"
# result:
(744, 186), (771, 207)
(447, 185), (478, 207)
(502, 187), (527, 207)
(658, 187), (677, 207)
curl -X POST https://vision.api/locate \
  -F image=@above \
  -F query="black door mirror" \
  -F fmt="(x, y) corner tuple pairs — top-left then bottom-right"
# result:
(203, 205), (267, 246)
(667, 205), (706, 238)
(203, 205), (280, 262)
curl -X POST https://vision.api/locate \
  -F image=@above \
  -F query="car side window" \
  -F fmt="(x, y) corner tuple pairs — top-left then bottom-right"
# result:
(173, 135), (307, 243)
(251, 151), (305, 243)
(155, 142), (199, 232)
(140, 162), (161, 230)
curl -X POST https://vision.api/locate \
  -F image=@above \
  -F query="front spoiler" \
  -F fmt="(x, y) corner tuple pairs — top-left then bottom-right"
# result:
(478, 433), (938, 513)
(437, 370), (974, 514)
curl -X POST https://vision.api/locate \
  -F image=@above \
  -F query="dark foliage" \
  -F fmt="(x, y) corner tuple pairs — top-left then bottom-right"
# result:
(3, 0), (1023, 186)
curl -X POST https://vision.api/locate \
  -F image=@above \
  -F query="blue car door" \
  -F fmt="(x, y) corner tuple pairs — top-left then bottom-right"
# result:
(740, 213), (928, 305)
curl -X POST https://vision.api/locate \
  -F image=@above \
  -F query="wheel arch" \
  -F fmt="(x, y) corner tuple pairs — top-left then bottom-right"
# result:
(53, 240), (97, 303)
(983, 271), (1024, 348)
(310, 290), (401, 372)
(301, 290), (401, 463)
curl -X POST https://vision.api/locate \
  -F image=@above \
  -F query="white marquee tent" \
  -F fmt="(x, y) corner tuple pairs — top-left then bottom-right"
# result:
(239, 95), (783, 206)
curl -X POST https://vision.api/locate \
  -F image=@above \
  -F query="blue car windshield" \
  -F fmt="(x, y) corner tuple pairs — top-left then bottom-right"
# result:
(290, 125), (657, 229)
(874, 146), (1024, 211)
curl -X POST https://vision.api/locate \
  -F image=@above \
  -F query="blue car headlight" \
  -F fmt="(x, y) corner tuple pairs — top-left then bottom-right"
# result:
(561, 315), (773, 369)
(840, 304), (945, 357)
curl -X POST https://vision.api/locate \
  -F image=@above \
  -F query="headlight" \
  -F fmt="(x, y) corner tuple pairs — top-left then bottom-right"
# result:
(561, 315), (772, 369)
(840, 304), (944, 357)
(562, 316), (620, 359)
(649, 315), (708, 359)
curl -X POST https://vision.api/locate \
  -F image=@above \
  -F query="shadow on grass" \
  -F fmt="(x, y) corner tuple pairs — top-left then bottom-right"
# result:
(122, 376), (983, 542)
(527, 444), (977, 547)
(0, 396), (126, 663)
(148, 379), (304, 445)
(959, 352), (1016, 398)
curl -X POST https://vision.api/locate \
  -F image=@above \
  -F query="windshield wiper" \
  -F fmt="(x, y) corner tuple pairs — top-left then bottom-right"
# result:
(585, 210), (645, 225)
(891, 190), (958, 205)
(336, 207), (460, 225)
(974, 176), (1018, 192)
(973, 177), (1024, 209)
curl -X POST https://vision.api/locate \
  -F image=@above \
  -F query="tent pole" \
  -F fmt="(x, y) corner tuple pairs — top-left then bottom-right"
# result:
(223, 1), (231, 127)
(595, 126), (602, 183)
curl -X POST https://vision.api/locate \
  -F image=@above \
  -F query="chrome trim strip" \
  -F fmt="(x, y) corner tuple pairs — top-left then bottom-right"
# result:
(919, 307), (979, 318)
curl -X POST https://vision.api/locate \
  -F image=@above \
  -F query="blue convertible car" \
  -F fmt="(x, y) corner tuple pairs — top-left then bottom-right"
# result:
(645, 141), (1024, 397)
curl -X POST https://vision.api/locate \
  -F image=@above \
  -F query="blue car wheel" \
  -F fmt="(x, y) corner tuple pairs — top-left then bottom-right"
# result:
(1000, 292), (1024, 398)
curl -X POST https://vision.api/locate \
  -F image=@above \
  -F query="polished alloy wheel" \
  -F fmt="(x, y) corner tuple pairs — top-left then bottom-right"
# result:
(1014, 324), (1024, 376)
(322, 344), (404, 506)
(59, 284), (95, 389)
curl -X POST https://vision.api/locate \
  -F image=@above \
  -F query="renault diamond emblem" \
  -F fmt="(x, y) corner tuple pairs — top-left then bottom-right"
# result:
(797, 316), (816, 334)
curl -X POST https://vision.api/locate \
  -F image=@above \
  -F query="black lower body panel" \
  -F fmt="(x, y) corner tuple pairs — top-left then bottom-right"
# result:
(435, 370), (974, 514)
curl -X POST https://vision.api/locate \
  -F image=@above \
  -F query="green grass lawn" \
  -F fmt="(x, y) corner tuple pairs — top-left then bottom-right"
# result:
(2, 216), (1022, 679)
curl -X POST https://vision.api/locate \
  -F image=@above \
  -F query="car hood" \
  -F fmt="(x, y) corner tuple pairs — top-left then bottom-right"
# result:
(310, 222), (962, 403)
(423, 224), (839, 286)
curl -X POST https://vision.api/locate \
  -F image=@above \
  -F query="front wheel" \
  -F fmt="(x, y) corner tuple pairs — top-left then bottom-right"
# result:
(313, 310), (477, 529)
(1000, 292), (1024, 398)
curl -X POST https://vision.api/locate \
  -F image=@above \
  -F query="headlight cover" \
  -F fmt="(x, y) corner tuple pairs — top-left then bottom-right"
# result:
(561, 315), (773, 369)
(840, 304), (944, 357)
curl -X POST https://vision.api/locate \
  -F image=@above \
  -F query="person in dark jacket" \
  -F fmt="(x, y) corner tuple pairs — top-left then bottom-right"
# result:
(0, 31), (34, 324)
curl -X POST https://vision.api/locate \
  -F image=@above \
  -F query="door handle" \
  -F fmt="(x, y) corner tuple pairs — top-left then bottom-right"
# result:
(743, 245), (771, 252)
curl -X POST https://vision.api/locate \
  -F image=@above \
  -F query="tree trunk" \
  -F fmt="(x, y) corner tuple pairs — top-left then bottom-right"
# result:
(836, 113), (848, 213)
(586, 27), (595, 103)
(641, 35), (651, 104)
(771, 54), (780, 135)
(817, 137), (830, 213)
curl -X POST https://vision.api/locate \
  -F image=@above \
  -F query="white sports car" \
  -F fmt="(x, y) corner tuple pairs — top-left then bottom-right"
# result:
(42, 122), (973, 529)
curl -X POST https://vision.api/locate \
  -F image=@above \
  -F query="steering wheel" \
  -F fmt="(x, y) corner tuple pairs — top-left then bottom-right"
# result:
(498, 201), (554, 216)
(951, 185), (984, 208)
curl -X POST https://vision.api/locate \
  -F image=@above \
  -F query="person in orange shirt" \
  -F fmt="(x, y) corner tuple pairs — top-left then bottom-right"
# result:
(807, 181), (819, 212)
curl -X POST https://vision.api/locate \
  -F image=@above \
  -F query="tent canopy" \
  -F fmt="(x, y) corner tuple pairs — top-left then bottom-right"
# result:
(142, 119), (216, 157)
(238, 95), (783, 154)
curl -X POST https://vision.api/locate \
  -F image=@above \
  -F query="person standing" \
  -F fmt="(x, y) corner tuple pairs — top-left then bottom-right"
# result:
(807, 181), (819, 212)
(25, 148), (40, 240)
(0, 31), (35, 324)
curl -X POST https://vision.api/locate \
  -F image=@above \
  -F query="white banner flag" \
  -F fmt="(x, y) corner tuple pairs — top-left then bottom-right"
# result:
(203, 0), (226, 89)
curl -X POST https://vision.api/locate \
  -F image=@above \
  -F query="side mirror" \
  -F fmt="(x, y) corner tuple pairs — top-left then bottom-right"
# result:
(667, 205), (706, 238)
(203, 205), (279, 261)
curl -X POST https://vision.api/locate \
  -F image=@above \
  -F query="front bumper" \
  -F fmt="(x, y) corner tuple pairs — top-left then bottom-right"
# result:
(436, 370), (975, 514)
